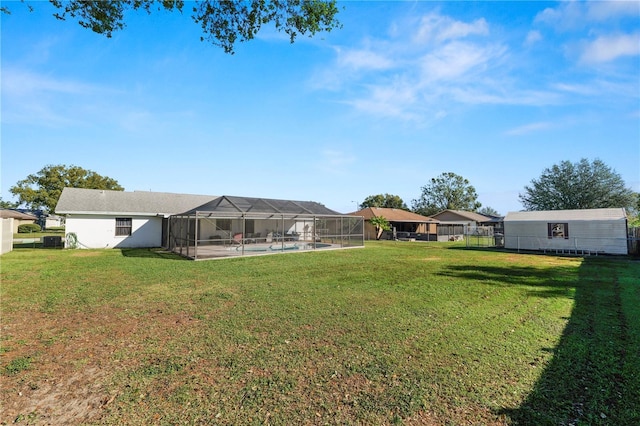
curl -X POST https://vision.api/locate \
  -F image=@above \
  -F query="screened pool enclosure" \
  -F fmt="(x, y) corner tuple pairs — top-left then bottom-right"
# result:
(167, 195), (364, 260)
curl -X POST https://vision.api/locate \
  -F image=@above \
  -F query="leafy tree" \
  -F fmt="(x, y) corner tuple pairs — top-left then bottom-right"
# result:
(5, 0), (341, 54)
(368, 215), (390, 240)
(478, 206), (499, 217)
(411, 172), (481, 217)
(627, 192), (640, 227)
(519, 158), (636, 211)
(9, 164), (123, 213)
(0, 198), (19, 209)
(359, 194), (408, 210)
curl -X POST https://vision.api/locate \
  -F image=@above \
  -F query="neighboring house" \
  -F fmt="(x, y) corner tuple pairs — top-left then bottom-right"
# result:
(429, 210), (494, 241)
(45, 214), (64, 229)
(349, 207), (439, 240)
(55, 188), (216, 249)
(503, 208), (628, 255)
(0, 209), (39, 233)
(55, 188), (364, 259)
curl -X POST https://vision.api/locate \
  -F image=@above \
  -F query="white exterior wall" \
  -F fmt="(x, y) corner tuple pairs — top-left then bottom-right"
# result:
(1, 218), (13, 255)
(65, 214), (163, 249)
(504, 219), (628, 255)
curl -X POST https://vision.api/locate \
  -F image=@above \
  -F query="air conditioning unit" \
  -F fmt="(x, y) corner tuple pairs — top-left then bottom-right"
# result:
(43, 236), (63, 248)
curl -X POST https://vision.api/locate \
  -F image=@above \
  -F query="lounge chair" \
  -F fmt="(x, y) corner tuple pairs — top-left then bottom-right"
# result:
(247, 232), (260, 244)
(232, 233), (243, 244)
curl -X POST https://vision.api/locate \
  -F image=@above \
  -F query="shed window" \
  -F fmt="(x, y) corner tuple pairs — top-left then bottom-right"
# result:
(547, 223), (569, 239)
(116, 218), (132, 236)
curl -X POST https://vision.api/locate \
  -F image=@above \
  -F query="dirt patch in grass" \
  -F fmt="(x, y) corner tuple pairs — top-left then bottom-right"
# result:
(70, 251), (102, 257)
(0, 307), (198, 425)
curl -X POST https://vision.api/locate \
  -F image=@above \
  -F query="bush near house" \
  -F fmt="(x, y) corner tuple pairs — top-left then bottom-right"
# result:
(17, 224), (41, 233)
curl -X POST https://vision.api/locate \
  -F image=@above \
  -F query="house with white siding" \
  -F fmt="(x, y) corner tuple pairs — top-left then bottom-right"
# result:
(55, 188), (364, 259)
(503, 208), (628, 255)
(55, 188), (216, 249)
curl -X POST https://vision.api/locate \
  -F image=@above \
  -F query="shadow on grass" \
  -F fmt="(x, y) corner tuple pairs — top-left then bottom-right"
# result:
(120, 248), (186, 261)
(440, 259), (640, 424)
(438, 264), (574, 299)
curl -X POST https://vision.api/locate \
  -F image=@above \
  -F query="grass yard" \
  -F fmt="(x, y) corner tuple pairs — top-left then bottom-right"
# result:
(1, 242), (638, 425)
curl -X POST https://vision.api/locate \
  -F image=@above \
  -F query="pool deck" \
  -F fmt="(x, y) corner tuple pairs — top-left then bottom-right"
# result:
(172, 240), (351, 260)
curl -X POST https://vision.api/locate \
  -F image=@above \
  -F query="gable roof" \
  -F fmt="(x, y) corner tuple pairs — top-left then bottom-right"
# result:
(349, 207), (438, 223)
(430, 209), (492, 223)
(181, 195), (341, 216)
(0, 209), (38, 220)
(504, 208), (627, 222)
(55, 188), (217, 216)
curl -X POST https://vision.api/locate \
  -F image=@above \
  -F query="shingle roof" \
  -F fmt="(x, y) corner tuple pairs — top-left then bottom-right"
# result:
(55, 188), (217, 216)
(349, 207), (438, 223)
(504, 208), (627, 222)
(0, 210), (38, 220)
(431, 209), (492, 223)
(182, 195), (341, 216)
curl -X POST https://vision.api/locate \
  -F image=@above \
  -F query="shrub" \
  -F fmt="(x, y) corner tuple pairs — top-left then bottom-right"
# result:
(46, 226), (66, 233)
(18, 223), (41, 233)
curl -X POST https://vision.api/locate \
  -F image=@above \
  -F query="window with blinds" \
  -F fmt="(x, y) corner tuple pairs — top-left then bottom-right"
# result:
(115, 218), (132, 236)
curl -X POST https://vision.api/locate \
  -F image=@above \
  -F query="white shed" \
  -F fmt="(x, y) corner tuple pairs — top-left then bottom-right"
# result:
(504, 208), (628, 255)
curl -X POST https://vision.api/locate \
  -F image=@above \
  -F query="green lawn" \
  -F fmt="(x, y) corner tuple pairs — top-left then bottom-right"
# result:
(1, 242), (638, 425)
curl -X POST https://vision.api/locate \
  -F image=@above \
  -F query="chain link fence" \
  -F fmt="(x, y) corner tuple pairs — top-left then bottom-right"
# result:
(464, 226), (638, 256)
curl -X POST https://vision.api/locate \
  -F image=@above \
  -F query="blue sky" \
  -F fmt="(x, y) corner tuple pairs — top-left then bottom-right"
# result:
(2, 1), (639, 215)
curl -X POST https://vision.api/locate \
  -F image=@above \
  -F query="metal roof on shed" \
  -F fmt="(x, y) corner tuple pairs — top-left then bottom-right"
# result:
(504, 208), (627, 222)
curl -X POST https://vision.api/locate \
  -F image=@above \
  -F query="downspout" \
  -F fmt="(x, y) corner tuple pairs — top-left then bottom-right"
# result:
(194, 212), (199, 260)
(241, 214), (245, 256)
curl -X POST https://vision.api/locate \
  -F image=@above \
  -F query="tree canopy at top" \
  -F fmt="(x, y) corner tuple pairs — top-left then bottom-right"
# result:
(9, 164), (124, 213)
(519, 158), (636, 211)
(359, 194), (408, 210)
(411, 172), (481, 217)
(5, 0), (341, 54)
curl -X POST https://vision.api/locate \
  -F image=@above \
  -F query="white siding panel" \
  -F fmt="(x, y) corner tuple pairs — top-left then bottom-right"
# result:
(65, 214), (162, 249)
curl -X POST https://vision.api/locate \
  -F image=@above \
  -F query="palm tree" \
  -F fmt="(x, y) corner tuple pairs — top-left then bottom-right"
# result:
(369, 216), (391, 240)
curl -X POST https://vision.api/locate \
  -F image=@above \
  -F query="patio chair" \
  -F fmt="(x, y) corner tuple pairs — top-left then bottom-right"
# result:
(232, 233), (243, 244)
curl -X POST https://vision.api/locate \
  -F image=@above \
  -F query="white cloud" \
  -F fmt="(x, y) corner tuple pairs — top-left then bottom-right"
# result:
(314, 11), (519, 121)
(450, 87), (560, 107)
(504, 121), (554, 136)
(535, 1), (639, 30)
(2, 68), (100, 97)
(586, 1), (640, 21)
(336, 47), (394, 71)
(346, 79), (420, 121)
(419, 41), (504, 82)
(580, 33), (640, 63)
(534, 2), (584, 30)
(315, 6), (637, 123)
(0, 68), (108, 126)
(414, 13), (489, 44)
(524, 30), (542, 46)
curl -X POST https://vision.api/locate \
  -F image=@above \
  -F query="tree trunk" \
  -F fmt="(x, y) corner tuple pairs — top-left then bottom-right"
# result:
(376, 226), (383, 240)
